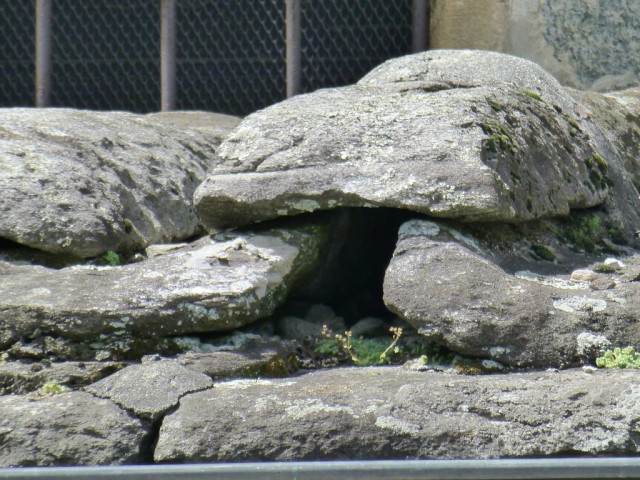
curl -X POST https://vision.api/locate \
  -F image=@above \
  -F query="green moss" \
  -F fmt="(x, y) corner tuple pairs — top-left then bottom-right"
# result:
(481, 122), (517, 154)
(592, 152), (608, 170)
(123, 218), (134, 234)
(596, 346), (640, 369)
(593, 263), (617, 274)
(522, 89), (543, 101)
(40, 380), (71, 395)
(487, 98), (504, 112)
(562, 214), (603, 253)
(531, 244), (556, 262)
(102, 250), (121, 266)
(525, 197), (533, 213)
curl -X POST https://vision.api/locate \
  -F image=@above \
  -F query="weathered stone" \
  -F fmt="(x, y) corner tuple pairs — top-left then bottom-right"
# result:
(0, 223), (325, 360)
(349, 317), (388, 338)
(177, 337), (298, 380)
(430, 1), (640, 92)
(0, 108), (216, 258)
(383, 219), (640, 368)
(0, 360), (125, 395)
(154, 366), (640, 462)
(84, 358), (212, 422)
(194, 50), (612, 230)
(145, 111), (241, 147)
(0, 391), (148, 466)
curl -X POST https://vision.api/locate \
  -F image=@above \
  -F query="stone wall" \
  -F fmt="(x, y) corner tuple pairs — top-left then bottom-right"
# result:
(430, 0), (640, 92)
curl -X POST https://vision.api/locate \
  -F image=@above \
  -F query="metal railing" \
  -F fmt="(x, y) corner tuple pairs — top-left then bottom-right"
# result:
(2, 0), (429, 115)
(2, 458), (640, 480)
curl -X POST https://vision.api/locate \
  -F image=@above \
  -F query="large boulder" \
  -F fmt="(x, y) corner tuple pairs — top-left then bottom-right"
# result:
(0, 391), (148, 466)
(0, 108), (218, 259)
(154, 366), (640, 462)
(0, 222), (325, 360)
(194, 50), (622, 231)
(383, 219), (640, 368)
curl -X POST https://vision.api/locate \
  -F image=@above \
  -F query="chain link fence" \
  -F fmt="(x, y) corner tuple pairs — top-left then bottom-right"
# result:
(0, 0), (419, 116)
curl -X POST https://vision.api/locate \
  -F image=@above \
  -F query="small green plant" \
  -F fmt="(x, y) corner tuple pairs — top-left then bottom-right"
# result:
(531, 243), (556, 262)
(593, 263), (617, 274)
(522, 89), (543, 101)
(0, 352), (8, 365)
(102, 250), (121, 266)
(596, 346), (640, 369)
(562, 214), (604, 253)
(40, 380), (71, 395)
(320, 325), (403, 366)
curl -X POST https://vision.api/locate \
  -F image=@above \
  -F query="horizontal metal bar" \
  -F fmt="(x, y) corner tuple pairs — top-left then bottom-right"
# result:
(3, 458), (640, 480)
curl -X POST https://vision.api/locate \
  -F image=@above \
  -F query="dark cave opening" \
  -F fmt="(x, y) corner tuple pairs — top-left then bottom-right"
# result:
(284, 207), (419, 326)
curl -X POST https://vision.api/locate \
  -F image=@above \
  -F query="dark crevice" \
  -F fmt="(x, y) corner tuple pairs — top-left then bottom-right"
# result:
(276, 207), (420, 326)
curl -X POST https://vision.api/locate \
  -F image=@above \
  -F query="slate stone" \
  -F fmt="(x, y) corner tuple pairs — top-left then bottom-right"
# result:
(0, 224), (325, 360)
(0, 360), (126, 395)
(154, 366), (640, 462)
(0, 108), (216, 258)
(84, 358), (212, 422)
(0, 391), (148, 466)
(177, 337), (298, 380)
(194, 50), (611, 230)
(383, 219), (640, 368)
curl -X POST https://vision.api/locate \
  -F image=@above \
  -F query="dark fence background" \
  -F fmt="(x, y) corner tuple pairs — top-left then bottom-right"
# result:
(0, 0), (415, 116)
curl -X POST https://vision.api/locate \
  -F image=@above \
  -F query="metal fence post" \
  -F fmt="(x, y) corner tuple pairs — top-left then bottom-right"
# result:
(35, 0), (52, 107)
(285, 0), (301, 98)
(160, 0), (177, 111)
(412, 0), (428, 53)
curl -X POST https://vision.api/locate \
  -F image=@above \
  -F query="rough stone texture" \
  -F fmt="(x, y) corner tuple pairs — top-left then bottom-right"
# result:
(383, 219), (640, 368)
(0, 360), (126, 395)
(154, 366), (640, 462)
(431, 0), (640, 92)
(145, 111), (241, 147)
(85, 358), (212, 422)
(0, 108), (217, 258)
(0, 391), (148, 466)
(0, 223), (325, 360)
(177, 337), (298, 380)
(194, 50), (615, 231)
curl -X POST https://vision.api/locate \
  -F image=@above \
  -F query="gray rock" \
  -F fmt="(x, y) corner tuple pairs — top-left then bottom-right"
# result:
(276, 316), (323, 340)
(0, 360), (126, 395)
(383, 219), (640, 368)
(194, 50), (612, 230)
(0, 224), (325, 359)
(349, 317), (388, 338)
(84, 358), (212, 422)
(145, 111), (241, 147)
(177, 337), (298, 379)
(0, 391), (148, 466)
(154, 366), (640, 462)
(0, 108), (216, 258)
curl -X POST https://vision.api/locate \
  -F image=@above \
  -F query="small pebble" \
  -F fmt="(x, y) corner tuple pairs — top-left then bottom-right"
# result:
(570, 269), (597, 283)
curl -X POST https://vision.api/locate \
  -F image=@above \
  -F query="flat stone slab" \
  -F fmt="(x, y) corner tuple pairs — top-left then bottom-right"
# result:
(154, 366), (640, 462)
(0, 224), (324, 360)
(85, 358), (213, 422)
(0, 108), (217, 258)
(0, 391), (148, 466)
(383, 219), (640, 368)
(194, 50), (612, 231)
(0, 360), (125, 395)
(177, 336), (298, 379)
